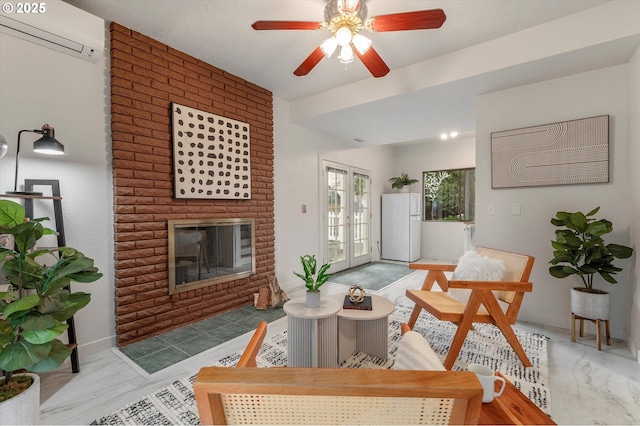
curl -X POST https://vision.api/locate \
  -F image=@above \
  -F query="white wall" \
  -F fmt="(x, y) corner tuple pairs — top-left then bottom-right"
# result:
(476, 65), (632, 339)
(0, 34), (115, 354)
(627, 46), (640, 358)
(392, 137), (476, 260)
(273, 97), (395, 291)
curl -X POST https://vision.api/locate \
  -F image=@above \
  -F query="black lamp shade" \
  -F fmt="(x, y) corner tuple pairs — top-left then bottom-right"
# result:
(33, 135), (65, 155)
(33, 125), (64, 155)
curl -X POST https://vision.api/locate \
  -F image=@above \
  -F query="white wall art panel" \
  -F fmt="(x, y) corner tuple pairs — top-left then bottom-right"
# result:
(491, 115), (609, 188)
(172, 103), (251, 199)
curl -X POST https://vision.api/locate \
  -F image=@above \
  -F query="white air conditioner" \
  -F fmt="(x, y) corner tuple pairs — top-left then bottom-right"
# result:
(0, 0), (104, 63)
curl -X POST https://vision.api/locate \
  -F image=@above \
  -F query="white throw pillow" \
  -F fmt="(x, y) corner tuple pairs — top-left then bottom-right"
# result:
(393, 331), (445, 371)
(448, 250), (507, 304)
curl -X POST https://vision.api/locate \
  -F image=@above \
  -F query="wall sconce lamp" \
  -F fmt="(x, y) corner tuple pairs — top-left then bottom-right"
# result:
(7, 124), (65, 195)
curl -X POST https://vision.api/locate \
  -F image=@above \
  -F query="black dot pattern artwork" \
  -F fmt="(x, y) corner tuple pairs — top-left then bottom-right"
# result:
(171, 103), (251, 199)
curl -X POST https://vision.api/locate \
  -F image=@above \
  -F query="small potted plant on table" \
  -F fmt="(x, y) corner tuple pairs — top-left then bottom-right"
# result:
(294, 255), (330, 308)
(549, 207), (633, 321)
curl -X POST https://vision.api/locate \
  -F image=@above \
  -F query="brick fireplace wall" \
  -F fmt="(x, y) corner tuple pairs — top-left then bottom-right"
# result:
(110, 23), (274, 346)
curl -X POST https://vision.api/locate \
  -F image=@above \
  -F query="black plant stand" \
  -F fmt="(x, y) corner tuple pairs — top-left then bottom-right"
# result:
(22, 179), (80, 373)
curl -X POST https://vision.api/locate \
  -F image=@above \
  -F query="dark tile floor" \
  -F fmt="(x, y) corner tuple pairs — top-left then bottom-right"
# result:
(119, 304), (286, 374)
(329, 261), (413, 291)
(120, 262), (409, 374)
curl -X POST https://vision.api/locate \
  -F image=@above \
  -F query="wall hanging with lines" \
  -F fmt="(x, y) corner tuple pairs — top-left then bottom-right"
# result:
(491, 115), (609, 189)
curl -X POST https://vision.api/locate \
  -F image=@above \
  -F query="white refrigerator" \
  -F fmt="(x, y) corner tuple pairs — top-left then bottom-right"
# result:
(381, 193), (421, 262)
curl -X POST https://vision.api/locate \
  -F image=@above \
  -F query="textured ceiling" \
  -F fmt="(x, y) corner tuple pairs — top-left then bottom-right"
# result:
(65, 0), (639, 145)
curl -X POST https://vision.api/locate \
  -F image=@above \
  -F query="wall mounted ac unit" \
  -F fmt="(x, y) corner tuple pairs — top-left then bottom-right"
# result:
(0, 0), (104, 63)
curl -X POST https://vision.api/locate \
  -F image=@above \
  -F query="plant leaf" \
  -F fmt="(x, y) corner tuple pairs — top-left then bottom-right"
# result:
(22, 323), (68, 344)
(607, 243), (633, 259)
(26, 339), (72, 373)
(549, 265), (572, 278)
(49, 292), (91, 322)
(0, 200), (24, 227)
(585, 206), (600, 217)
(2, 294), (39, 318)
(0, 340), (51, 372)
(599, 271), (617, 284)
(569, 212), (588, 232)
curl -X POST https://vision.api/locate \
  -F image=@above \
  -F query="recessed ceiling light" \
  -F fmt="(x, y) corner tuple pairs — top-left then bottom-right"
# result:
(440, 131), (459, 140)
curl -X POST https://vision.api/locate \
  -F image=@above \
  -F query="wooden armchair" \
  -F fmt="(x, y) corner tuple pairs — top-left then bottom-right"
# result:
(406, 247), (535, 370)
(194, 367), (483, 425)
(236, 321), (267, 368)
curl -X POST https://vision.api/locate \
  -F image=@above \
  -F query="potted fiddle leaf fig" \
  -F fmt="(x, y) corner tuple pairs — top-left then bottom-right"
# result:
(0, 199), (102, 423)
(294, 255), (330, 308)
(549, 207), (633, 321)
(389, 173), (418, 192)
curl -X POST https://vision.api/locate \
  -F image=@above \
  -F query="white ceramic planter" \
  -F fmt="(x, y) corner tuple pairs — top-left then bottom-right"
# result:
(399, 186), (409, 193)
(571, 287), (610, 320)
(306, 290), (321, 308)
(0, 373), (40, 425)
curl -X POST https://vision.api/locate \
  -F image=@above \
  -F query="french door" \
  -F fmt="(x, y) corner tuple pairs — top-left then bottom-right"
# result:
(322, 160), (371, 273)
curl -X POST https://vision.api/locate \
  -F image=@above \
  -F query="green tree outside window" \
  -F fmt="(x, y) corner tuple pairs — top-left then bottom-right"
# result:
(423, 168), (475, 221)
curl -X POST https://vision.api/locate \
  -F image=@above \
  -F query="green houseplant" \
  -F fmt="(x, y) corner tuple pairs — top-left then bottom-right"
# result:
(0, 199), (102, 408)
(389, 173), (419, 191)
(549, 207), (633, 320)
(294, 255), (330, 308)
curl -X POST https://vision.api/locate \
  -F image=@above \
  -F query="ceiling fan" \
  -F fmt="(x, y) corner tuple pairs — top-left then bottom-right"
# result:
(251, 0), (446, 78)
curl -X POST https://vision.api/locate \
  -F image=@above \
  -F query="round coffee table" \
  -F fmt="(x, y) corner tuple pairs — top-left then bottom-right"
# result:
(327, 293), (395, 363)
(283, 296), (341, 368)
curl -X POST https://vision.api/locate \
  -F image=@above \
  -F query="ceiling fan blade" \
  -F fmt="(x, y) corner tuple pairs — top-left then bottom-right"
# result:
(251, 21), (322, 31)
(368, 9), (446, 32)
(294, 46), (325, 76)
(354, 46), (390, 78)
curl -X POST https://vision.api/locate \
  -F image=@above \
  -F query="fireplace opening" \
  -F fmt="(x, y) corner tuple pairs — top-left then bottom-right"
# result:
(168, 218), (255, 295)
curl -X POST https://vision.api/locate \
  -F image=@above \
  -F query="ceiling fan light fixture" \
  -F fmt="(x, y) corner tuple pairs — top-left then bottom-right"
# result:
(321, 37), (339, 57)
(339, 44), (355, 63)
(352, 33), (371, 54)
(338, 0), (361, 13)
(335, 26), (352, 46)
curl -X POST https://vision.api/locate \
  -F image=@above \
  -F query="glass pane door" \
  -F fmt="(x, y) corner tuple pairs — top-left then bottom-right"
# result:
(322, 161), (371, 273)
(326, 165), (348, 270)
(351, 171), (371, 267)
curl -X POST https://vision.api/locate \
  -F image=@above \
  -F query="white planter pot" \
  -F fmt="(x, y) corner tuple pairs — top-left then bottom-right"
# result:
(0, 373), (40, 425)
(571, 287), (610, 320)
(399, 186), (409, 193)
(306, 290), (321, 308)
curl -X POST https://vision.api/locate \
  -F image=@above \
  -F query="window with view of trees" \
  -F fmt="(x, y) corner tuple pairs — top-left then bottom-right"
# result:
(423, 168), (475, 221)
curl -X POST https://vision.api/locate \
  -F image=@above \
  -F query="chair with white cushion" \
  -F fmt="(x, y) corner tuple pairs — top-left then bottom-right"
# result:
(406, 247), (535, 369)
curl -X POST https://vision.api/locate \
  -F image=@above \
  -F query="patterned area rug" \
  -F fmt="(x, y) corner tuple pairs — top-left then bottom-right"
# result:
(91, 305), (550, 425)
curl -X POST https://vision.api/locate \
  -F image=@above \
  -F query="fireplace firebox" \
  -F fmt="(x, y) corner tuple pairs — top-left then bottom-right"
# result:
(168, 218), (255, 294)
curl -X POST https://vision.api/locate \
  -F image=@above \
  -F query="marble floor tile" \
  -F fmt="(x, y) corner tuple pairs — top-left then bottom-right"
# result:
(38, 268), (640, 425)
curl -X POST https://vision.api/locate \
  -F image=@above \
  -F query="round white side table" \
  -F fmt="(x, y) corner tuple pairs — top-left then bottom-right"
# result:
(283, 296), (341, 368)
(327, 293), (395, 363)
